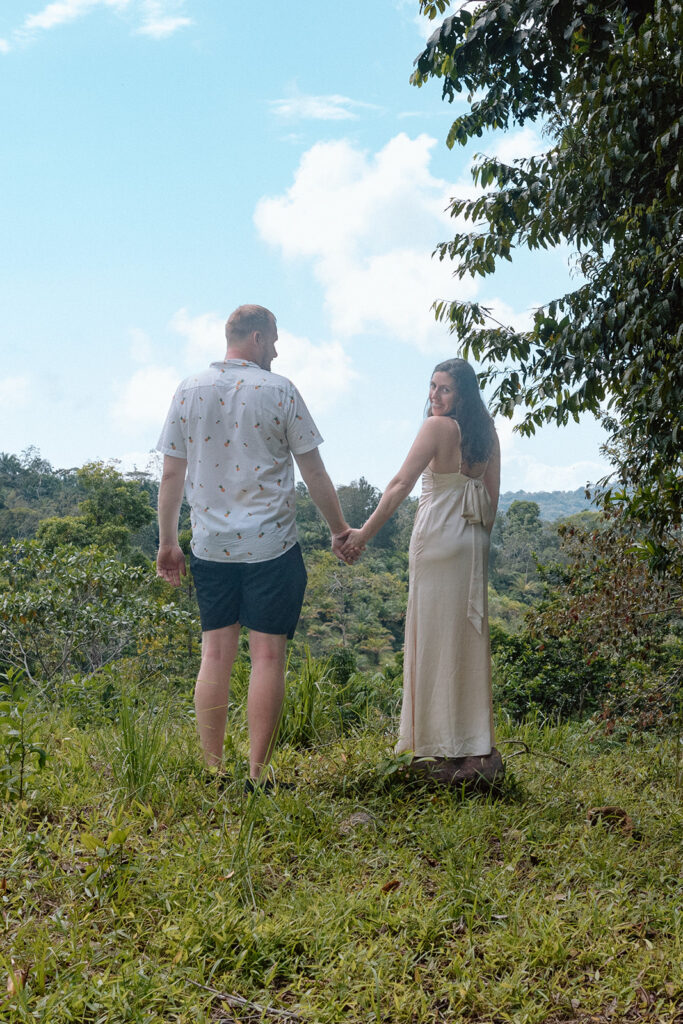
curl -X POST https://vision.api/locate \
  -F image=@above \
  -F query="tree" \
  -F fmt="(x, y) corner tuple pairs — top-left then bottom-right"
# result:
(337, 477), (399, 549)
(0, 540), (195, 689)
(413, 0), (682, 570)
(298, 551), (407, 665)
(295, 482), (331, 552)
(36, 462), (155, 555)
(296, 478), (405, 552)
(493, 510), (683, 727)
(490, 500), (542, 594)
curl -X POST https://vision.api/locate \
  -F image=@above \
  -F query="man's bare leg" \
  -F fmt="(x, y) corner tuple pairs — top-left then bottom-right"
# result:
(247, 630), (287, 780)
(194, 623), (240, 767)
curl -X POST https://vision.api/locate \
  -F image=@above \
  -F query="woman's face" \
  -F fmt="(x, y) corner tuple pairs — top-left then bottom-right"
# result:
(429, 372), (456, 416)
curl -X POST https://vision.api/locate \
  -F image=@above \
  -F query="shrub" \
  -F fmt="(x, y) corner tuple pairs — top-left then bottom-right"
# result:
(0, 540), (196, 691)
(491, 623), (612, 721)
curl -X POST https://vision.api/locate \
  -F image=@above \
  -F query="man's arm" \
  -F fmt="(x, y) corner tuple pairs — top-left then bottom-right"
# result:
(156, 455), (188, 586)
(293, 448), (352, 560)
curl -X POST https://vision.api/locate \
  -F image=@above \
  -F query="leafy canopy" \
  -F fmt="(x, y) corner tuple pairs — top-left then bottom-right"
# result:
(36, 461), (155, 554)
(413, 0), (682, 570)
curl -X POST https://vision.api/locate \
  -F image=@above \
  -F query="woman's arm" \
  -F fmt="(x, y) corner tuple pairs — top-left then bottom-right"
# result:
(343, 418), (447, 552)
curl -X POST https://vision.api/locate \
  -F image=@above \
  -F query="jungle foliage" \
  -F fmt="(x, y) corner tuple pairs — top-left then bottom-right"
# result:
(0, 454), (681, 1019)
(1, 452), (680, 731)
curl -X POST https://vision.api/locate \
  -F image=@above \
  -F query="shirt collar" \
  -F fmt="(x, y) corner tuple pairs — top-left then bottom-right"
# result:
(211, 359), (262, 371)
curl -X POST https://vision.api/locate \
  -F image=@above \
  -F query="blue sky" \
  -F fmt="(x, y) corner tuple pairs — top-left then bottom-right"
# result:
(0, 0), (610, 494)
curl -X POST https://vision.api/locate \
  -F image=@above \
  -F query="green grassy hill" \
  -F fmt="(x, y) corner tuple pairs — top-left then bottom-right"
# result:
(2, 665), (681, 1024)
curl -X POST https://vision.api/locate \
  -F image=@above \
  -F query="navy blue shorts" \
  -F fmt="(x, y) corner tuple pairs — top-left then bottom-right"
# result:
(190, 544), (307, 638)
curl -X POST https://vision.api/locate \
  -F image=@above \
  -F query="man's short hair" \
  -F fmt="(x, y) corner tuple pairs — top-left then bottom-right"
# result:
(225, 305), (275, 344)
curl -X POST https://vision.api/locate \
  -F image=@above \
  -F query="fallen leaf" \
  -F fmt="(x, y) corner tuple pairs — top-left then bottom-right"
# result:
(218, 871), (235, 881)
(586, 806), (633, 835)
(0, 878), (6, 892)
(635, 986), (655, 1007)
(381, 878), (401, 893)
(7, 966), (29, 996)
(339, 811), (374, 835)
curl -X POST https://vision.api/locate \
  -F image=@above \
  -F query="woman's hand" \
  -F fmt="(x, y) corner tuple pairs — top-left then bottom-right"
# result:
(338, 527), (366, 563)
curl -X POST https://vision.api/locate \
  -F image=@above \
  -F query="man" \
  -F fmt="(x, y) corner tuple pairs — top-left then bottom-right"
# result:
(155, 304), (352, 788)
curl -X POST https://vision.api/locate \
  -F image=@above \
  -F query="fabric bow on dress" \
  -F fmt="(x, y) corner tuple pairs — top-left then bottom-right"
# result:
(461, 477), (492, 635)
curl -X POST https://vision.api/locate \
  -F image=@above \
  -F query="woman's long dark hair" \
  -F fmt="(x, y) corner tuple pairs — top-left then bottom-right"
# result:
(428, 358), (495, 465)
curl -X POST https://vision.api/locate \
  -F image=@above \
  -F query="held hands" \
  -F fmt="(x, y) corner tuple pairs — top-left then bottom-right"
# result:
(156, 544), (187, 587)
(335, 527), (366, 564)
(331, 527), (365, 565)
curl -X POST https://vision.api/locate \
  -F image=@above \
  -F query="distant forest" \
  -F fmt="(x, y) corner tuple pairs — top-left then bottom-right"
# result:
(497, 487), (591, 520)
(0, 447), (597, 651)
(1, 446), (679, 730)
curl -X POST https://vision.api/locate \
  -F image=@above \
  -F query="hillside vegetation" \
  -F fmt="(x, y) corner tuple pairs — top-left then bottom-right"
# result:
(1, 451), (681, 1021)
(1, 664), (681, 1023)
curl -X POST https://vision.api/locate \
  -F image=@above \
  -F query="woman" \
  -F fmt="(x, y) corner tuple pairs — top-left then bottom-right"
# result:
(341, 359), (500, 761)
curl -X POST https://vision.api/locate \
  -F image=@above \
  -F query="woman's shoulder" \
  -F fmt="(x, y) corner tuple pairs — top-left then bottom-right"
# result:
(420, 415), (461, 438)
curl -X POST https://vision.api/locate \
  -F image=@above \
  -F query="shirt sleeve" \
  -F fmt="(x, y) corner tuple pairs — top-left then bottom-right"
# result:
(156, 387), (188, 458)
(285, 384), (324, 454)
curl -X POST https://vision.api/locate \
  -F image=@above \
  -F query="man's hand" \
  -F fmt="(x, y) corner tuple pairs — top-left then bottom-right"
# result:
(333, 528), (365, 565)
(331, 528), (360, 565)
(156, 544), (187, 586)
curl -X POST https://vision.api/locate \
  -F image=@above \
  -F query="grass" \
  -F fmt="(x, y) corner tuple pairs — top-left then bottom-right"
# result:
(0, 675), (681, 1024)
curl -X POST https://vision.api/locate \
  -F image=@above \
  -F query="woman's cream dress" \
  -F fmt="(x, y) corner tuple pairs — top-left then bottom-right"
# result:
(396, 464), (495, 758)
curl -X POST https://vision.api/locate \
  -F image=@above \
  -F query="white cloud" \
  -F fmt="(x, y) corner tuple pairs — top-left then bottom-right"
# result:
(15, 0), (190, 41)
(0, 38), (11, 54)
(272, 330), (357, 417)
(257, 134), (452, 259)
(255, 133), (479, 353)
(136, 0), (191, 37)
(24, 0), (129, 32)
(495, 408), (610, 492)
(325, 246), (478, 347)
(478, 298), (537, 335)
(169, 307), (225, 364)
(111, 321), (355, 439)
(0, 376), (30, 410)
(492, 125), (546, 164)
(111, 365), (181, 431)
(413, 12), (443, 42)
(136, 15), (190, 37)
(166, 310), (356, 414)
(503, 453), (608, 492)
(270, 94), (378, 122)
